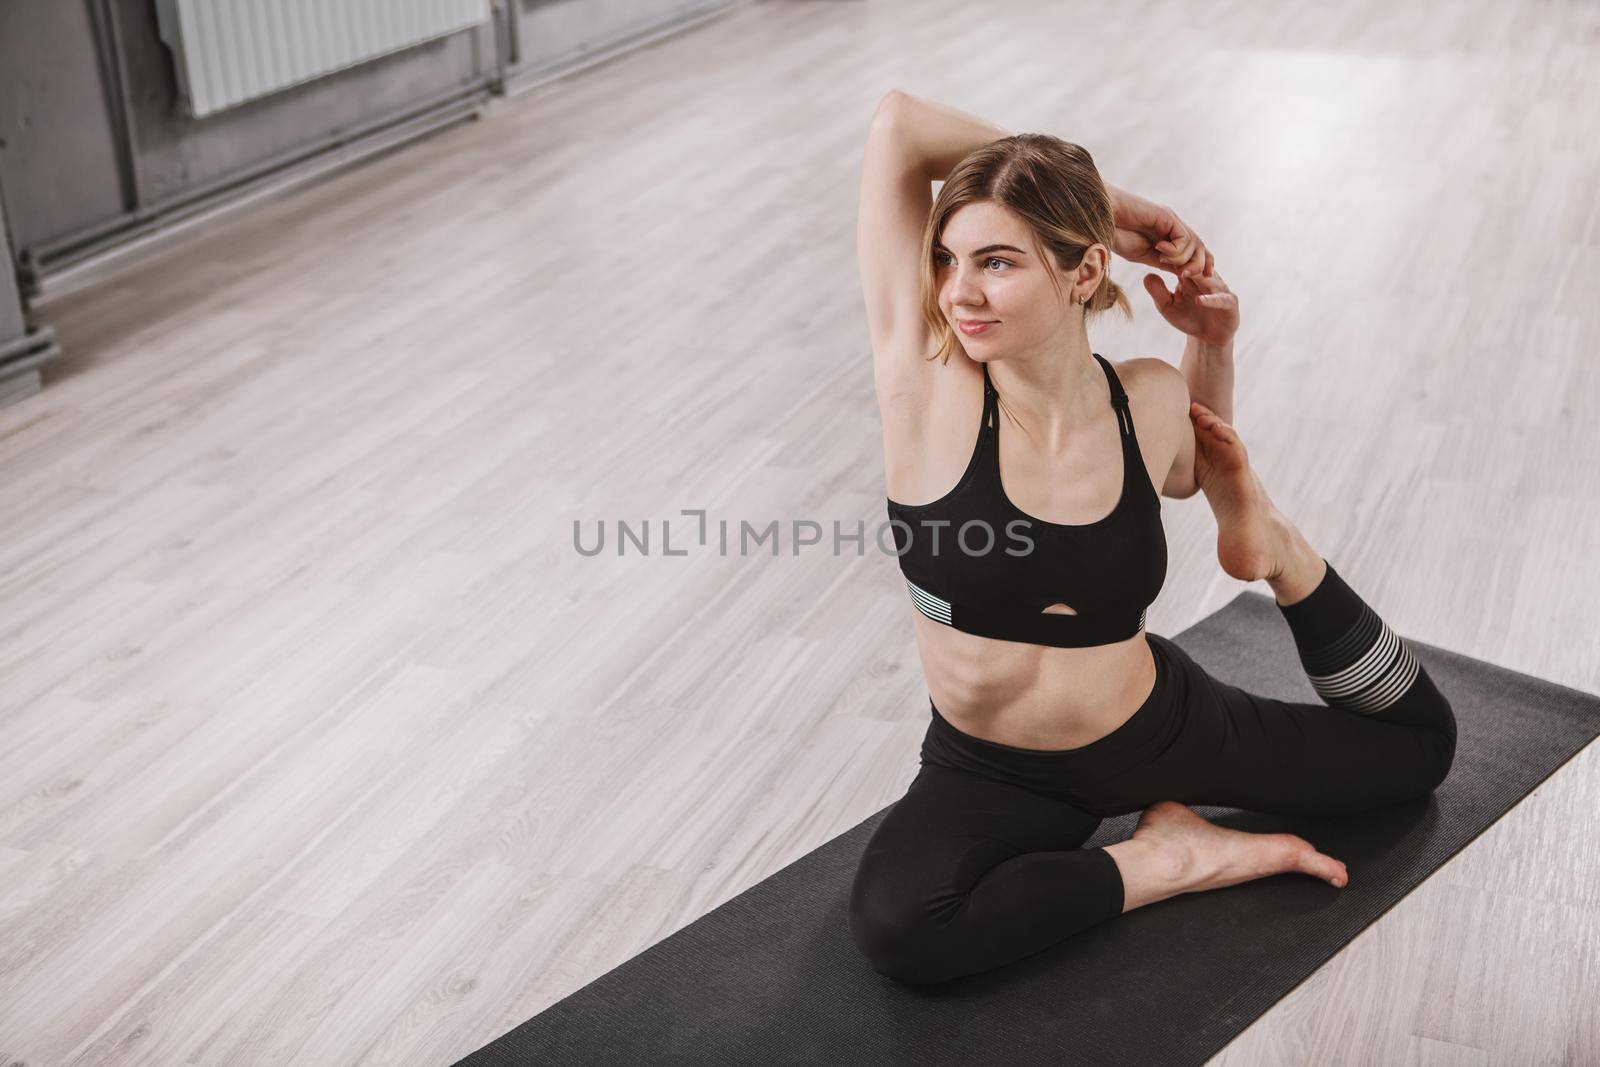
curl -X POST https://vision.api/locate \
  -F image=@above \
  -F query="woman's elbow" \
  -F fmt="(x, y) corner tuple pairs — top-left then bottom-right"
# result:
(873, 89), (913, 129)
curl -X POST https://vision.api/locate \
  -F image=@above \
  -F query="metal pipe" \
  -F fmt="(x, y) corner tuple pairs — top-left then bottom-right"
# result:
(87, 0), (145, 211)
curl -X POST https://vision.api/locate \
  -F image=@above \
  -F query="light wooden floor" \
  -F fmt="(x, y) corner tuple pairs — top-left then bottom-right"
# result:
(3, 1), (1598, 1063)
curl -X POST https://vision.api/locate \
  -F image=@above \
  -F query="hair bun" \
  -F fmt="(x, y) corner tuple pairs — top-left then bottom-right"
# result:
(1092, 277), (1130, 318)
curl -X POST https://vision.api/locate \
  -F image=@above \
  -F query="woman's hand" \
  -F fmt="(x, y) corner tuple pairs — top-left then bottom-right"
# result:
(1106, 186), (1213, 278)
(1142, 267), (1239, 346)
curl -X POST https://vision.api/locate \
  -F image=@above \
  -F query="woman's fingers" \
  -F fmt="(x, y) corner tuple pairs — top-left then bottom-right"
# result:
(1152, 203), (1187, 252)
(1184, 270), (1236, 312)
(1168, 254), (1200, 278)
(1143, 272), (1176, 309)
(1191, 403), (1235, 440)
(1187, 250), (1216, 278)
(1163, 230), (1206, 277)
(1158, 226), (1196, 266)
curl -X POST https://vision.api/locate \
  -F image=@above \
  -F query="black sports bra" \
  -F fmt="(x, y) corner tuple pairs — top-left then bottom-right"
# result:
(884, 353), (1167, 648)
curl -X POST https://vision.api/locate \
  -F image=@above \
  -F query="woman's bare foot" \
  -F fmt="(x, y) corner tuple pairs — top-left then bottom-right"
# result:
(1189, 402), (1326, 605)
(1107, 800), (1348, 913)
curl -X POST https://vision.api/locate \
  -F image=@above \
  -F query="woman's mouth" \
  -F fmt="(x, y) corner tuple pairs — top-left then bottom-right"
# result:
(958, 320), (997, 336)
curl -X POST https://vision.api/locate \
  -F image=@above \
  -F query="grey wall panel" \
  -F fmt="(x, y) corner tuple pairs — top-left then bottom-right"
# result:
(0, 194), (24, 342)
(511, 0), (732, 77)
(0, 0), (497, 278)
(114, 0), (494, 208)
(0, 0), (130, 255)
(154, 0), (492, 118)
(0, 0), (734, 304)
(0, 186), (58, 405)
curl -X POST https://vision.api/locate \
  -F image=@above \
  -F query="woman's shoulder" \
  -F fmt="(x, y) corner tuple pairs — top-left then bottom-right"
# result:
(1110, 356), (1191, 477)
(1113, 356), (1184, 407)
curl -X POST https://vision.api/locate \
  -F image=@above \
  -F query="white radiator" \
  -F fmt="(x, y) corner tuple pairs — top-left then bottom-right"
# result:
(154, 0), (493, 118)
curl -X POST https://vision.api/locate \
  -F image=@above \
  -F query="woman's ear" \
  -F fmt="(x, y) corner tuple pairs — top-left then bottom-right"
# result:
(1079, 243), (1111, 291)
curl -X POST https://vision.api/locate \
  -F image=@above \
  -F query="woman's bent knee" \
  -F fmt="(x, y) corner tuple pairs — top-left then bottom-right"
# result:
(848, 874), (960, 984)
(1422, 713), (1456, 793)
(850, 927), (949, 985)
(1405, 703), (1456, 799)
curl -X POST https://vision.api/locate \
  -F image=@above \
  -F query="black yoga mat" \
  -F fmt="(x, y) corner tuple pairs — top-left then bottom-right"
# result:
(454, 590), (1600, 1066)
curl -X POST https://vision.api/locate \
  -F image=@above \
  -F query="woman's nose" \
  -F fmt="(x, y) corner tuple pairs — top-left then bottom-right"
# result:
(948, 267), (983, 305)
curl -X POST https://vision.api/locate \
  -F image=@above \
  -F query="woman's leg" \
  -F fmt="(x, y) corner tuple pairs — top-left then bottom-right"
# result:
(849, 712), (1351, 986)
(1276, 556), (1455, 737)
(848, 763), (1119, 984)
(1084, 566), (1456, 818)
(1129, 403), (1459, 815)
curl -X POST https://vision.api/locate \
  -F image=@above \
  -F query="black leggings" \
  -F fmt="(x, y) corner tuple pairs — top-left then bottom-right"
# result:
(848, 561), (1457, 985)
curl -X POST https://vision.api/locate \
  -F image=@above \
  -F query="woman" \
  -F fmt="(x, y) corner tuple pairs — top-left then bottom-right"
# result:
(848, 90), (1457, 985)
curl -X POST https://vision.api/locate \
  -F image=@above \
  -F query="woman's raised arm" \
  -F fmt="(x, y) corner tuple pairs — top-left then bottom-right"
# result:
(876, 92), (1214, 281)
(858, 90), (1215, 407)
(856, 91), (1009, 404)
(884, 90), (1013, 182)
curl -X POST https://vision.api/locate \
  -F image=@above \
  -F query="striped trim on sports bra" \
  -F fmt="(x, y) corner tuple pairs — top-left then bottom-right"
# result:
(906, 577), (953, 625)
(907, 576), (1148, 638)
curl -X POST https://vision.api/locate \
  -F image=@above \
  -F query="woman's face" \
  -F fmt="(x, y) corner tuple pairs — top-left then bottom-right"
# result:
(934, 201), (1102, 359)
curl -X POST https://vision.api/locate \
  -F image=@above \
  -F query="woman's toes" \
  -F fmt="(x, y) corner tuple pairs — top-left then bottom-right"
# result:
(1285, 838), (1347, 886)
(1314, 856), (1347, 887)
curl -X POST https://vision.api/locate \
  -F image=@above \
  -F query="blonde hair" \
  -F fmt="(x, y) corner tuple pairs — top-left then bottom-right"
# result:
(919, 133), (1132, 366)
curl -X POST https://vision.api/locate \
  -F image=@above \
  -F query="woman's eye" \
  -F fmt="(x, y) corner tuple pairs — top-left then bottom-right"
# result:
(934, 253), (1011, 271)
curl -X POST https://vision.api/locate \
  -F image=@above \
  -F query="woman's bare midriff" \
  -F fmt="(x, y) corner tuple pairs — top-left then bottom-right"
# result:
(912, 611), (1158, 750)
